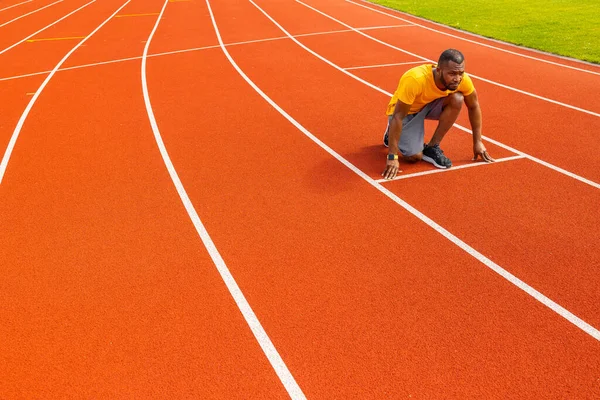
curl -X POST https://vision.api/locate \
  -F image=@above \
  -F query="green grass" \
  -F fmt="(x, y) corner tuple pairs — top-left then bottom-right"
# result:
(368, 0), (600, 64)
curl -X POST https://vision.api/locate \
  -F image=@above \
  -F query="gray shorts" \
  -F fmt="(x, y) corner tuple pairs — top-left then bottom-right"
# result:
(385, 97), (445, 156)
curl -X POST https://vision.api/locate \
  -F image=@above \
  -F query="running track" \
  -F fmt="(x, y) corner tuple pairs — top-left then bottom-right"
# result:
(1, 0), (599, 398)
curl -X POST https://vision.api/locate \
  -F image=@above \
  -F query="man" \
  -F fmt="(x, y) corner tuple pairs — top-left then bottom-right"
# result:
(382, 49), (494, 180)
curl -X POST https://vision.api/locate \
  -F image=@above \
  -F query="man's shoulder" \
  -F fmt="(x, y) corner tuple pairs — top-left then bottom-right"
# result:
(405, 63), (433, 77)
(402, 64), (433, 83)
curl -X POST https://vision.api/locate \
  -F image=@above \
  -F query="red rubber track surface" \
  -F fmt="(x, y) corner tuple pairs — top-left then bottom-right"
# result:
(1, 0), (599, 398)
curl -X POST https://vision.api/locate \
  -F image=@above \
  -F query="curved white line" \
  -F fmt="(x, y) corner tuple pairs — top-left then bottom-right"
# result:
(297, 0), (600, 118)
(348, 0), (600, 75)
(0, 0), (96, 56)
(0, 0), (63, 28)
(344, 60), (422, 70)
(216, 0), (600, 342)
(251, 0), (600, 190)
(141, 1), (306, 398)
(0, 0), (129, 184)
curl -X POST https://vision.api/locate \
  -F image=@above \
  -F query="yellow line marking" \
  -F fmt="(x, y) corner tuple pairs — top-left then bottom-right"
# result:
(115, 13), (159, 17)
(26, 36), (85, 42)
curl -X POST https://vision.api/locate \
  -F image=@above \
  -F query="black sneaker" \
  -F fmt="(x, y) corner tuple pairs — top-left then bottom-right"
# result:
(383, 129), (389, 147)
(422, 144), (452, 169)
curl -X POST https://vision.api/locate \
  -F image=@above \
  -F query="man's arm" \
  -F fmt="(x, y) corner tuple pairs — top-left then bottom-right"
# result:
(464, 90), (495, 162)
(382, 101), (412, 180)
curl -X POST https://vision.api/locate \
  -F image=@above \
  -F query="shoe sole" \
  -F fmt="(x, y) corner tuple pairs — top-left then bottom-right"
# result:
(422, 155), (451, 169)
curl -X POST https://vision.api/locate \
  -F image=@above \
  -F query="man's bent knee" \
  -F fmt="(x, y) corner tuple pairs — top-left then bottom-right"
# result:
(403, 152), (423, 163)
(446, 92), (464, 109)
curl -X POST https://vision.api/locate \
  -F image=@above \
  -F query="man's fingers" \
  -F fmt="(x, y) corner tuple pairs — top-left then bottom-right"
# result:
(381, 167), (390, 179)
(382, 165), (400, 180)
(385, 167), (396, 180)
(483, 151), (495, 162)
(473, 151), (495, 162)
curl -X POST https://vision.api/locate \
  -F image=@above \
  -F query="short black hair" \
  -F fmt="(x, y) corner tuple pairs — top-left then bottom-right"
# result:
(438, 49), (465, 66)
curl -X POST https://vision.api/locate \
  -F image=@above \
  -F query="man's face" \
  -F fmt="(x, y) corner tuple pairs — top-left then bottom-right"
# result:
(437, 61), (465, 91)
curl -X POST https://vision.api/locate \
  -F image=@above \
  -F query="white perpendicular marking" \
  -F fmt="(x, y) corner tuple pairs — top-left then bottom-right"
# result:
(142, 1), (307, 398)
(375, 155), (526, 183)
(246, 0), (600, 341)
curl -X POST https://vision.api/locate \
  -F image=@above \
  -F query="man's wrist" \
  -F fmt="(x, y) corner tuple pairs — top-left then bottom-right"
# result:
(387, 153), (398, 160)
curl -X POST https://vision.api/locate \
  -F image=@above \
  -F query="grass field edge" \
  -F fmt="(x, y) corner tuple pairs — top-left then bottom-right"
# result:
(363, 0), (600, 66)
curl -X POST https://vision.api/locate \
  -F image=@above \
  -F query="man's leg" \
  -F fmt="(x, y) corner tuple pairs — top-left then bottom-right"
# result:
(383, 114), (424, 163)
(422, 93), (464, 169)
(427, 92), (464, 146)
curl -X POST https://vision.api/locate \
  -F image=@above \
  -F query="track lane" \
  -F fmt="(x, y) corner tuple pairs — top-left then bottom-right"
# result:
(141, 0), (600, 396)
(303, 0), (600, 111)
(64, 0), (167, 66)
(0, 0), (132, 77)
(141, 0), (219, 55)
(0, 0), (63, 29)
(0, 0), (95, 51)
(0, 75), (47, 167)
(0, 0), (51, 22)
(0, 0), (33, 14)
(0, 0), (126, 178)
(351, 64), (600, 184)
(0, 0), (137, 183)
(387, 158), (600, 327)
(145, 1), (304, 397)
(246, 0), (600, 330)
(251, 0), (600, 186)
(0, 0), (290, 396)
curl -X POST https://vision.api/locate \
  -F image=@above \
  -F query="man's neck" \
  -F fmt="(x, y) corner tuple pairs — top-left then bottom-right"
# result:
(432, 68), (446, 91)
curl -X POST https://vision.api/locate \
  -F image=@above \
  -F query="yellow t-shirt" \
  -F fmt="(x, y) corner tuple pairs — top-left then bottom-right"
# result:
(386, 64), (475, 115)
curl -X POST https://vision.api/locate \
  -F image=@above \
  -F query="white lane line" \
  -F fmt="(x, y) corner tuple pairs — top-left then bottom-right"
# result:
(0, 0), (32, 13)
(0, 0), (96, 56)
(471, 74), (600, 117)
(448, 120), (600, 189)
(344, 60), (422, 70)
(0, 0), (129, 184)
(375, 155), (526, 183)
(143, 1), (306, 398)
(0, 42), (282, 82)
(292, 1), (600, 189)
(0, 0), (63, 28)
(242, 0), (600, 342)
(244, 1), (599, 190)
(347, 0), (600, 76)
(298, 0), (600, 118)
(357, 23), (413, 30)
(3, 6), (594, 190)
(0, 25), (407, 81)
(0, 45), (233, 82)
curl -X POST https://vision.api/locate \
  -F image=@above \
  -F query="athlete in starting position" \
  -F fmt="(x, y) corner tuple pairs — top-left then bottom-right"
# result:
(382, 49), (494, 180)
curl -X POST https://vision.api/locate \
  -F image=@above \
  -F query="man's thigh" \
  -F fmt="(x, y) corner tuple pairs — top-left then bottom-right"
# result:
(424, 97), (446, 120)
(385, 98), (445, 156)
